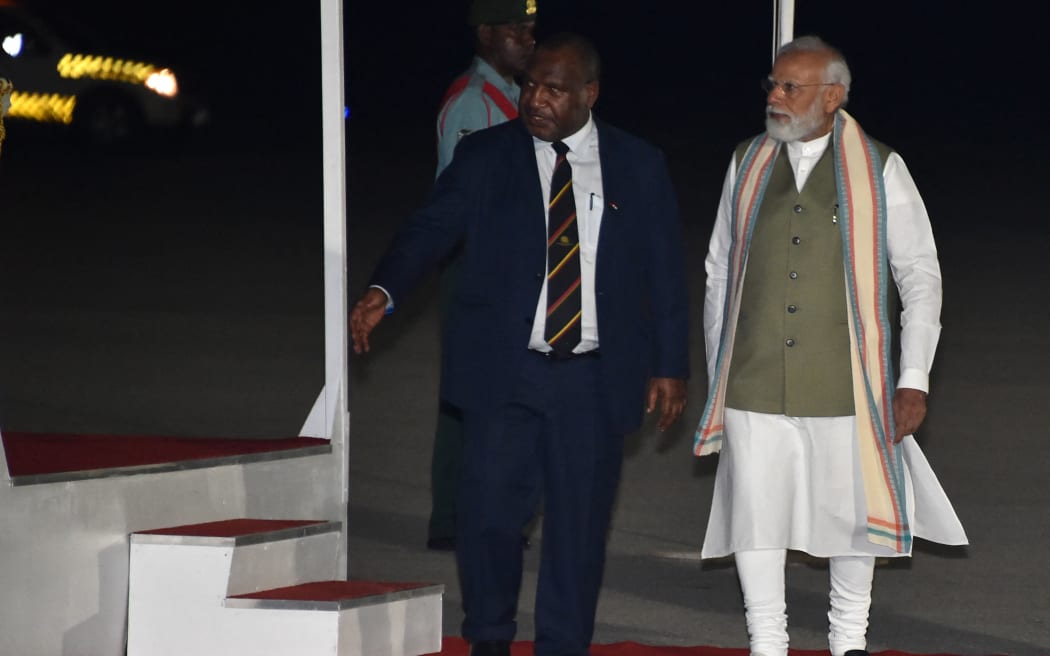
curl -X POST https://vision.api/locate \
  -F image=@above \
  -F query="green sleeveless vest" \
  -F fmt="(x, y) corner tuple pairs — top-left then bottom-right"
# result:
(725, 141), (856, 416)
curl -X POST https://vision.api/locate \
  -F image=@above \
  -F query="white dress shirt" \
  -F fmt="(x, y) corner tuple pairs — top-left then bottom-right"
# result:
(528, 114), (604, 353)
(704, 133), (942, 393)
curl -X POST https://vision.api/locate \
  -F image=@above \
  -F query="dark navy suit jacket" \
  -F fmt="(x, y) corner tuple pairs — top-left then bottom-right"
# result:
(371, 118), (689, 434)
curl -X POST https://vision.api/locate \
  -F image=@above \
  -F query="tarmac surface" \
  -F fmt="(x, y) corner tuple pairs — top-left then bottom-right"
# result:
(1, 86), (1048, 656)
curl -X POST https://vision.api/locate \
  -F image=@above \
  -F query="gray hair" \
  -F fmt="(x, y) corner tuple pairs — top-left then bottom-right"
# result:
(777, 35), (851, 105)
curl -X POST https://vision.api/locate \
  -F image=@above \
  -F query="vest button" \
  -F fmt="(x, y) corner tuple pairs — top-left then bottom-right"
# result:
(787, 305), (797, 313)
(793, 204), (803, 213)
(789, 271), (798, 279)
(785, 338), (796, 347)
(792, 236), (801, 245)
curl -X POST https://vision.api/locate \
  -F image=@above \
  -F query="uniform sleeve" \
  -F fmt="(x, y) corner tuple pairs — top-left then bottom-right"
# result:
(436, 90), (495, 177)
(703, 156), (737, 384)
(884, 152), (942, 393)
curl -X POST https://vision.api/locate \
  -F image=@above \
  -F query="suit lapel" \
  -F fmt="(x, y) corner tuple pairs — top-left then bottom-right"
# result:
(502, 121), (547, 264)
(595, 119), (621, 195)
(512, 121), (546, 223)
(594, 120), (626, 258)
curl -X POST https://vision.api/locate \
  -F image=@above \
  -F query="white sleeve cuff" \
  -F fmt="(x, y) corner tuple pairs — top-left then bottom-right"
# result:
(369, 285), (395, 313)
(897, 367), (929, 394)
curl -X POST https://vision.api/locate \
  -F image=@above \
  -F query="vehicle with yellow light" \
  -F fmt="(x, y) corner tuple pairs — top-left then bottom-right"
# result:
(0, 0), (208, 146)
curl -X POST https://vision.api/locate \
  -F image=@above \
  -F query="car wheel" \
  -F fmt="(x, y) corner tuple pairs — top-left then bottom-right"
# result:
(73, 91), (144, 148)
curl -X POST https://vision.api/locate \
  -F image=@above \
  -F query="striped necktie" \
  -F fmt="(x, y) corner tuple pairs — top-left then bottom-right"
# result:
(544, 140), (582, 357)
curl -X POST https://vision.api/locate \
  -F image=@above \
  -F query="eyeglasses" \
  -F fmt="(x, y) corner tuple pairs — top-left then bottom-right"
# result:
(761, 79), (834, 96)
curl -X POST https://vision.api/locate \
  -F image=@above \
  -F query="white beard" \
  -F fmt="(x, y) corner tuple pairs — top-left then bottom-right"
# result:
(765, 101), (825, 143)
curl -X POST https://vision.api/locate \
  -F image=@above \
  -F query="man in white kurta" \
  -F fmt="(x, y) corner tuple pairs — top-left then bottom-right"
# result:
(694, 37), (966, 656)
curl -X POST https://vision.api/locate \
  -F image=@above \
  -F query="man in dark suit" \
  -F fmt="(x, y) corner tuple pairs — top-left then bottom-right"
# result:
(350, 33), (688, 656)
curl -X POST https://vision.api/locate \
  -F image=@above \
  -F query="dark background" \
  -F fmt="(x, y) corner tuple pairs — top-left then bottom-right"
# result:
(13, 0), (1049, 180)
(2, 4), (1048, 650)
(2, 0), (1046, 434)
(2, 0), (1047, 435)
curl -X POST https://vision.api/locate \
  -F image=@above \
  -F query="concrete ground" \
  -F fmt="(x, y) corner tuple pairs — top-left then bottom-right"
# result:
(0, 113), (1046, 656)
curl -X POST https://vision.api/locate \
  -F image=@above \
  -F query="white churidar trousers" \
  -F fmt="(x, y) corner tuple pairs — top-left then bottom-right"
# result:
(736, 549), (874, 656)
(705, 408), (967, 655)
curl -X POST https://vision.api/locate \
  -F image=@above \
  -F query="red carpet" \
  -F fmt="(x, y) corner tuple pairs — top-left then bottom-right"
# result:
(429, 638), (967, 656)
(2, 431), (329, 478)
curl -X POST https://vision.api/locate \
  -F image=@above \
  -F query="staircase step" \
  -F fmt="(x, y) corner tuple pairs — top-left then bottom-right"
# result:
(133, 518), (340, 546)
(128, 518), (344, 602)
(226, 580), (444, 611)
(3, 431), (331, 485)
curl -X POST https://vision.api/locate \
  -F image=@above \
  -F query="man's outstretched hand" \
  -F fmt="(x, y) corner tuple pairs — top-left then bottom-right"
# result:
(349, 288), (389, 354)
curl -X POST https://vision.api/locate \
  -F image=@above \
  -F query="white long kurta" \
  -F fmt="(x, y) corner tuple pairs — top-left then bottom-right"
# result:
(701, 135), (968, 559)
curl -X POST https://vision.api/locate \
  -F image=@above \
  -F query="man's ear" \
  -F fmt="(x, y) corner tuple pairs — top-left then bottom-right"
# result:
(476, 24), (493, 49)
(824, 83), (845, 113)
(585, 81), (600, 109)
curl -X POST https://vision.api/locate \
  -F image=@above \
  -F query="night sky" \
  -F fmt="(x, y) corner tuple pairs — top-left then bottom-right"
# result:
(19, 1), (1047, 130)
(11, 0), (1048, 230)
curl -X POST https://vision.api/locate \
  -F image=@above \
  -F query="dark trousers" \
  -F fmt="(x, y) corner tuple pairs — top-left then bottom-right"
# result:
(428, 255), (464, 542)
(428, 401), (463, 541)
(457, 353), (623, 656)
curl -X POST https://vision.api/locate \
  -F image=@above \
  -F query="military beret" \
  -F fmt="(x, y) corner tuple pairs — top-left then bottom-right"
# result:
(468, 0), (537, 26)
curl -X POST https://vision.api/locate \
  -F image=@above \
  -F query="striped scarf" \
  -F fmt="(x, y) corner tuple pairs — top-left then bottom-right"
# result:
(693, 110), (911, 553)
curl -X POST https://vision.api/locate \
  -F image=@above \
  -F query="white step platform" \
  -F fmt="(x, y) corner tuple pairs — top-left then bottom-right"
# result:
(0, 431), (348, 656)
(128, 519), (443, 656)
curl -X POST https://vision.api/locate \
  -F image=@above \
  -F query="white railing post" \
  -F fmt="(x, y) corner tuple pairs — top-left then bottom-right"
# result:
(318, 0), (350, 576)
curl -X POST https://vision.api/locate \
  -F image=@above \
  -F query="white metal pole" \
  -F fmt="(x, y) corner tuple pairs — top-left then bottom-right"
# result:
(772, 0), (779, 64)
(318, 0), (350, 576)
(774, 0), (796, 60)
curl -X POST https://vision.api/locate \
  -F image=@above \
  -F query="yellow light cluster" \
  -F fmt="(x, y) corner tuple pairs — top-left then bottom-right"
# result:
(57, 52), (157, 85)
(8, 91), (76, 124)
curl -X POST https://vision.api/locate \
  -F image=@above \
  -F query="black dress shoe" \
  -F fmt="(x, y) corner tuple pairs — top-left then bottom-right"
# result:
(843, 650), (870, 656)
(470, 640), (510, 656)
